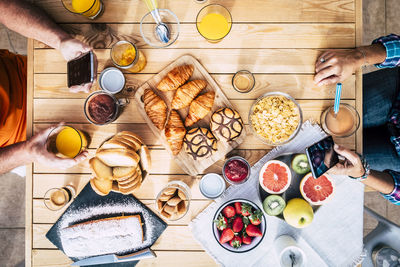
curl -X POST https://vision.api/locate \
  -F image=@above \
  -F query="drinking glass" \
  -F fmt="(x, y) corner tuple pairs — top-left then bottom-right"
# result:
(111, 41), (147, 73)
(61, 0), (104, 19)
(232, 70), (255, 93)
(44, 185), (76, 211)
(196, 4), (232, 42)
(47, 125), (87, 159)
(320, 103), (360, 138)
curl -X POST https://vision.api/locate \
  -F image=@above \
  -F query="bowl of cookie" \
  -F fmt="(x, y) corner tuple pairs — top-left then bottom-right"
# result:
(155, 181), (191, 221)
(249, 92), (302, 146)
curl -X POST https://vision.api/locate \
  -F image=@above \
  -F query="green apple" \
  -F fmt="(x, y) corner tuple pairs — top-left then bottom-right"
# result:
(283, 198), (314, 228)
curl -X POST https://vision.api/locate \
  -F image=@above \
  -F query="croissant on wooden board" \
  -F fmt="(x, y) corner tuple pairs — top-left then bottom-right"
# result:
(157, 65), (194, 91)
(143, 89), (168, 130)
(165, 110), (186, 155)
(171, 80), (207, 110)
(185, 91), (215, 127)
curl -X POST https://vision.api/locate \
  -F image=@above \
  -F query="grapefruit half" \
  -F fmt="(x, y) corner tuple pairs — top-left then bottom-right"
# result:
(259, 160), (292, 194)
(300, 173), (335, 205)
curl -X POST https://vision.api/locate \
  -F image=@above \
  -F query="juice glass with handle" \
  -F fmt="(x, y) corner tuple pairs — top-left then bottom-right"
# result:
(61, 0), (104, 19)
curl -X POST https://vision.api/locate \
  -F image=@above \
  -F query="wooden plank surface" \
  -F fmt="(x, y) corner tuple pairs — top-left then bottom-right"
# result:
(34, 23), (356, 49)
(34, 48), (344, 74)
(27, 0), (362, 265)
(33, 73), (356, 99)
(33, 0), (355, 23)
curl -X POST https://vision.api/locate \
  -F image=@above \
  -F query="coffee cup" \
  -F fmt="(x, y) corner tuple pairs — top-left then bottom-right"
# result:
(274, 235), (307, 267)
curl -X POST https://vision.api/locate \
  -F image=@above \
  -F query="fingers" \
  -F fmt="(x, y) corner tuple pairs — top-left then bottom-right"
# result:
(333, 144), (359, 165)
(313, 66), (338, 85)
(317, 75), (340, 87)
(69, 83), (91, 93)
(74, 150), (89, 163)
(316, 51), (334, 65)
(48, 150), (89, 169)
(327, 162), (347, 176)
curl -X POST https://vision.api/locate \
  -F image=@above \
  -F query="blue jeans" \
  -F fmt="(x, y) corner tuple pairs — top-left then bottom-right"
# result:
(363, 67), (400, 171)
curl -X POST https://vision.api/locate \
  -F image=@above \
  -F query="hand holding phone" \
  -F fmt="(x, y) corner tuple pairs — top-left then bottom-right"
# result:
(67, 51), (94, 91)
(326, 144), (365, 178)
(305, 136), (339, 178)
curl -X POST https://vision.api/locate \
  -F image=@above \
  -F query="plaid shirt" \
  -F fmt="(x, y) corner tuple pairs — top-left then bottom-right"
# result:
(372, 34), (400, 156)
(381, 170), (400, 205)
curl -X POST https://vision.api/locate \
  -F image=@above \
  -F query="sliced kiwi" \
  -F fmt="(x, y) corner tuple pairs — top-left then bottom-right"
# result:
(291, 154), (311, 174)
(263, 195), (286, 216)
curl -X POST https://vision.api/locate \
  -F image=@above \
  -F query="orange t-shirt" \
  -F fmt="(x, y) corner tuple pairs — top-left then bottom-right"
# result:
(0, 50), (27, 147)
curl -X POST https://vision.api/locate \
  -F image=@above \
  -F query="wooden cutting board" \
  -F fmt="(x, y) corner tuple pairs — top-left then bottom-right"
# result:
(134, 55), (246, 176)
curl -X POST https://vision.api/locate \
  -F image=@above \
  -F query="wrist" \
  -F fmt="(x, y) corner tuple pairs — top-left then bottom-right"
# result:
(353, 48), (366, 69)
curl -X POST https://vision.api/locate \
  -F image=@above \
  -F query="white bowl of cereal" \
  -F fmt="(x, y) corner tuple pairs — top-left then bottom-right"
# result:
(249, 92), (302, 146)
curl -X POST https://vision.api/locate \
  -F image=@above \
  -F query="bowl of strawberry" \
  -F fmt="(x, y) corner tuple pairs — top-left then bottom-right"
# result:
(212, 199), (266, 253)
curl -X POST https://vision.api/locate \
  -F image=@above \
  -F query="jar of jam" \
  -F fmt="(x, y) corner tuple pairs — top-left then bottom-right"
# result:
(222, 156), (251, 185)
(110, 40), (147, 73)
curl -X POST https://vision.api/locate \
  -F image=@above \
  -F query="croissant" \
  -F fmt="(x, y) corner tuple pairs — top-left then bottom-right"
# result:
(185, 91), (215, 127)
(157, 65), (194, 91)
(143, 89), (168, 130)
(165, 110), (186, 155)
(171, 80), (207, 110)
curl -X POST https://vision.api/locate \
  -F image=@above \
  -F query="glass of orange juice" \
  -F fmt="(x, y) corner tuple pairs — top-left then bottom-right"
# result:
(196, 4), (232, 42)
(111, 41), (147, 73)
(320, 103), (360, 137)
(61, 0), (104, 19)
(47, 125), (88, 158)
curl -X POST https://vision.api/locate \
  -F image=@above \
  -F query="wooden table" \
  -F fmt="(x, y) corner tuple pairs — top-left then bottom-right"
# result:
(26, 0), (362, 266)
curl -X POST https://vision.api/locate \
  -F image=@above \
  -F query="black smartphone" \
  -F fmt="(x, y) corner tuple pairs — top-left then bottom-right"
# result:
(67, 51), (94, 87)
(305, 136), (339, 179)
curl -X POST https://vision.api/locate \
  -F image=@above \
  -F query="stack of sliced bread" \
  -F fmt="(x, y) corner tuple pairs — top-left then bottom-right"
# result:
(89, 131), (151, 195)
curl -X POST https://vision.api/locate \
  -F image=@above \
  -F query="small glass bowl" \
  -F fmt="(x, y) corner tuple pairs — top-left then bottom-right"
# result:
(155, 181), (191, 221)
(222, 156), (251, 185)
(249, 92), (303, 146)
(232, 70), (255, 93)
(140, 9), (180, 48)
(199, 173), (226, 199)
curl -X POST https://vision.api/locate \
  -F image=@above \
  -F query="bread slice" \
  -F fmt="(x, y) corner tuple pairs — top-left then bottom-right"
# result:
(101, 139), (133, 151)
(116, 135), (142, 151)
(138, 145), (151, 174)
(110, 136), (140, 151)
(117, 131), (144, 145)
(90, 177), (113, 196)
(113, 166), (136, 180)
(118, 177), (142, 195)
(118, 167), (141, 187)
(89, 157), (113, 181)
(96, 149), (140, 167)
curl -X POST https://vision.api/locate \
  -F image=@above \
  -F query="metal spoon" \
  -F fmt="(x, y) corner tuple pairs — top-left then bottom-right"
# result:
(289, 252), (296, 267)
(143, 0), (170, 43)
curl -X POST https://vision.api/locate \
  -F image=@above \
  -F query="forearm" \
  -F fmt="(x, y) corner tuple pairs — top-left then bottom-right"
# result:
(0, 0), (70, 50)
(0, 141), (32, 174)
(361, 170), (395, 195)
(351, 43), (387, 69)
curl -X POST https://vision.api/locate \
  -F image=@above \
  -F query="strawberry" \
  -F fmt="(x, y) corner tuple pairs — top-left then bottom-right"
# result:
(242, 233), (252, 245)
(219, 228), (235, 244)
(222, 205), (236, 218)
(234, 202), (242, 214)
(241, 203), (253, 216)
(249, 210), (263, 225)
(246, 224), (262, 237)
(214, 214), (228, 231)
(232, 216), (244, 233)
(229, 236), (242, 248)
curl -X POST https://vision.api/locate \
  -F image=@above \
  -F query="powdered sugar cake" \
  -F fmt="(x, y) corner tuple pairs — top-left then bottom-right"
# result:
(60, 215), (144, 258)
(46, 182), (167, 262)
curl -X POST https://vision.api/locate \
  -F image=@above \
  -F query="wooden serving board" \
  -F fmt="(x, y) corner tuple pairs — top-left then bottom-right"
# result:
(134, 55), (246, 176)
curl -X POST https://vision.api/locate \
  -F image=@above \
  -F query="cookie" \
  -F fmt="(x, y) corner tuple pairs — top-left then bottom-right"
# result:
(183, 127), (217, 160)
(210, 107), (243, 141)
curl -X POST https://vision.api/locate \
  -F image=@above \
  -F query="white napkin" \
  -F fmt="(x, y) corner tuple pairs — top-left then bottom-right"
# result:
(189, 121), (364, 267)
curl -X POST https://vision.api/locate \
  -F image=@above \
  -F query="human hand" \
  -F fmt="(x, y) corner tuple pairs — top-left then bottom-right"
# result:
(327, 144), (365, 177)
(59, 37), (98, 93)
(314, 49), (363, 86)
(26, 123), (88, 169)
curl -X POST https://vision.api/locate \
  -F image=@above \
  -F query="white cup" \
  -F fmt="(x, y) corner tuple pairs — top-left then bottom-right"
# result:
(274, 235), (307, 267)
(99, 67), (125, 94)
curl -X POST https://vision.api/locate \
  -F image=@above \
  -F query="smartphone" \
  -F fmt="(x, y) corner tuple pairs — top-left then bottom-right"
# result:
(305, 136), (339, 179)
(67, 51), (94, 87)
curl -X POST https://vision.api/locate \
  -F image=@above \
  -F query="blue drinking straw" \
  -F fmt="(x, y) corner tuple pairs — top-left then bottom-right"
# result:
(334, 83), (342, 116)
